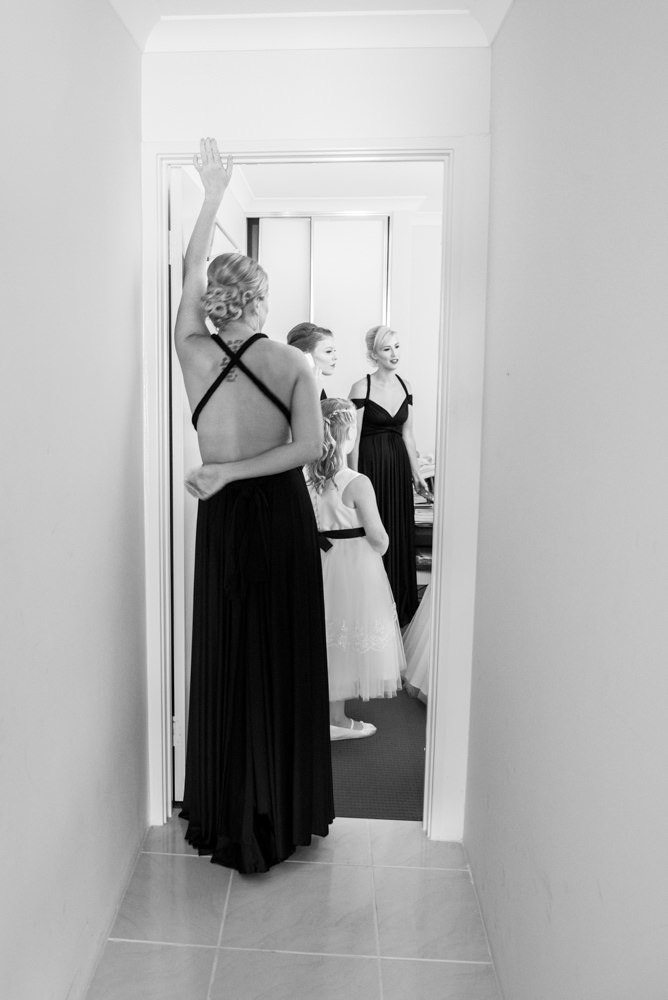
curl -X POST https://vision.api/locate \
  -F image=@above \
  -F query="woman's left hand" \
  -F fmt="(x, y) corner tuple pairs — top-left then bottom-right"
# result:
(414, 477), (433, 503)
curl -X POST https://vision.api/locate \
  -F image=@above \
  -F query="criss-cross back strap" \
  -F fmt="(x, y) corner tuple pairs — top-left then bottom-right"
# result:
(191, 333), (290, 429)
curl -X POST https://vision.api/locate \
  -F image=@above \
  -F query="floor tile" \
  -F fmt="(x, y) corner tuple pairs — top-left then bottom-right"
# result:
(222, 862), (377, 956)
(374, 867), (490, 962)
(111, 852), (230, 946)
(368, 819), (467, 869)
(291, 817), (371, 866)
(380, 958), (500, 1000)
(86, 940), (215, 1000)
(142, 812), (199, 856)
(211, 949), (381, 1000)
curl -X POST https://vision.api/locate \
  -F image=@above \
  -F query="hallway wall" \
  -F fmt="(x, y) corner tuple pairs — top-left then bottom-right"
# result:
(465, 1), (668, 997)
(0, 3), (146, 999)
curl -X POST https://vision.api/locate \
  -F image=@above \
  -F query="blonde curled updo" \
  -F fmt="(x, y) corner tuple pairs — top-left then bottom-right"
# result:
(201, 253), (268, 329)
(365, 324), (395, 364)
(306, 398), (357, 494)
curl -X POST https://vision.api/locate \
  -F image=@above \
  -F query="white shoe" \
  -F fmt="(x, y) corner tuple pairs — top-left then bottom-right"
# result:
(330, 719), (377, 741)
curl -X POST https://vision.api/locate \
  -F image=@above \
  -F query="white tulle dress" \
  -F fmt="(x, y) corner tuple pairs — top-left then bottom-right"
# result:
(308, 468), (404, 703)
(401, 582), (432, 702)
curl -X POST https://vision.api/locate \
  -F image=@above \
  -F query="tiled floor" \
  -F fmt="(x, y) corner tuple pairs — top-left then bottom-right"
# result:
(86, 814), (501, 1000)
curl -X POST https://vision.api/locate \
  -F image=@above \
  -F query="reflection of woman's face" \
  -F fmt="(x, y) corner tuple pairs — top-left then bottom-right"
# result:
(311, 336), (337, 376)
(374, 335), (400, 370)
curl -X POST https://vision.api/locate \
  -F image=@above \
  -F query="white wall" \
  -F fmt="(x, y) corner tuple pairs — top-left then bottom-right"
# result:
(142, 48), (490, 143)
(465, 2), (668, 997)
(0, 3), (146, 998)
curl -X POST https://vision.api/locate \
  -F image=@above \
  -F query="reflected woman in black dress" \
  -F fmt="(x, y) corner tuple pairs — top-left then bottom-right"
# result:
(175, 139), (334, 874)
(348, 325), (431, 627)
(286, 322), (338, 400)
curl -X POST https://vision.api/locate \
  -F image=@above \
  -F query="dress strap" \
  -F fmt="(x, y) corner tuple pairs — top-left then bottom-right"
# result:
(214, 334), (291, 423)
(191, 333), (290, 429)
(334, 467), (360, 491)
(350, 373), (371, 410)
(213, 331), (265, 361)
(395, 373), (413, 404)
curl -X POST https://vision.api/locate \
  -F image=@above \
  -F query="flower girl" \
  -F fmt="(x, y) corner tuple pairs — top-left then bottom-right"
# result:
(306, 399), (405, 740)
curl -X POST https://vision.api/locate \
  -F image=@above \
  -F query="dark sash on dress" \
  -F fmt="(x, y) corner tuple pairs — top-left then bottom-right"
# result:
(317, 527), (366, 552)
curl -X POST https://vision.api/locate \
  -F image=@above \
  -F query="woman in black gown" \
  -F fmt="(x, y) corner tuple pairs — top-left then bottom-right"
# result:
(348, 325), (432, 627)
(175, 139), (334, 874)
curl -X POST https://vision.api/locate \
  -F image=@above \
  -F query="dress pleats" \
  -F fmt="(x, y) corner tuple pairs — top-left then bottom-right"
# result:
(358, 404), (418, 627)
(181, 468), (334, 874)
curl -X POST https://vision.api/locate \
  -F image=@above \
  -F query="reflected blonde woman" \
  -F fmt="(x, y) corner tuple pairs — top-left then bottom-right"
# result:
(349, 325), (431, 626)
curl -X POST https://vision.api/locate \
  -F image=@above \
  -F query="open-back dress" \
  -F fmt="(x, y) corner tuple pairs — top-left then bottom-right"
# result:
(180, 333), (334, 874)
(351, 374), (418, 627)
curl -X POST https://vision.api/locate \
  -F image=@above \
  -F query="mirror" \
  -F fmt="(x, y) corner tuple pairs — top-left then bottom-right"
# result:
(170, 154), (445, 819)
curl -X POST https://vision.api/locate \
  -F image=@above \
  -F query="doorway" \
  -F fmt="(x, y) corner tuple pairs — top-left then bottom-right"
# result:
(168, 156), (442, 817)
(143, 140), (490, 840)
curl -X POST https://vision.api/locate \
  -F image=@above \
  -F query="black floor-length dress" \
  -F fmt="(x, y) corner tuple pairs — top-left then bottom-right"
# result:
(351, 373), (418, 627)
(180, 334), (334, 874)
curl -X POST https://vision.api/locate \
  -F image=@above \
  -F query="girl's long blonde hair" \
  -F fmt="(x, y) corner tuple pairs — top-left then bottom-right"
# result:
(306, 398), (356, 494)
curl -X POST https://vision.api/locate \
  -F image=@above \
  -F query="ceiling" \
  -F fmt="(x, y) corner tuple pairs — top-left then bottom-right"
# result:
(109, 0), (514, 51)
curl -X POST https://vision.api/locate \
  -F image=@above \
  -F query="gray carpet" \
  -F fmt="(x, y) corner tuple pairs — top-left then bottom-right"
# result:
(331, 688), (427, 821)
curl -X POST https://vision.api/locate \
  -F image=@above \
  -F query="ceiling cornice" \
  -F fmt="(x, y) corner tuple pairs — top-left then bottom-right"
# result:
(108, 1), (514, 52)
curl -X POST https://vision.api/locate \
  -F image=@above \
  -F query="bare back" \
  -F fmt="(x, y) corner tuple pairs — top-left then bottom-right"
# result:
(179, 331), (310, 464)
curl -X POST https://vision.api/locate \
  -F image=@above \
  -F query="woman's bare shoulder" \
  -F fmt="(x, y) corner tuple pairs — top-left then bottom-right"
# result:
(260, 338), (311, 375)
(348, 376), (368, 397)
(260, 338), (302, 358)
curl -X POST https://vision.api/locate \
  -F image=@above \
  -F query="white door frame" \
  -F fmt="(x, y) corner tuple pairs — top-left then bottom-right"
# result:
(142, 138), (490, 840)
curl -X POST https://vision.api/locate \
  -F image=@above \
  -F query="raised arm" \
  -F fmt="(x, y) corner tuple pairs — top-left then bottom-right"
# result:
(185, 356), (323, 499)
(174, 138), (233, 362)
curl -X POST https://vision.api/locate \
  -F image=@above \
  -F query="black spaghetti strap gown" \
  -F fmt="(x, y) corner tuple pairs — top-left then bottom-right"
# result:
(351, 373), (418, 627)
(181, 333), (334, 874)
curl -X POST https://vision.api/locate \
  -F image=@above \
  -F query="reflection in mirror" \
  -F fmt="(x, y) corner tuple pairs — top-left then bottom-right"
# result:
(169, 156), (443, 818)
